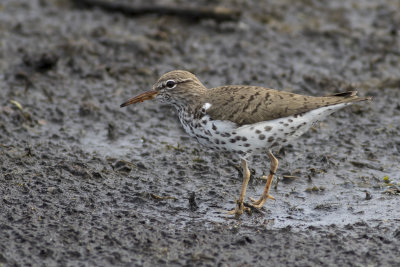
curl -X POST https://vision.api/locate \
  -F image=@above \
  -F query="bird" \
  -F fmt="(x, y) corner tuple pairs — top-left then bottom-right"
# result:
(120, 70), (371, 216)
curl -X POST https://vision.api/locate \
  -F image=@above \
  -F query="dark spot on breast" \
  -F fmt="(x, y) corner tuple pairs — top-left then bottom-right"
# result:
(240, 95), (246, 99)
(202, 120), (207, 124)
(279, 121), (284, 124)
(244, 143), (250, 147)
(205, 130), (212, 136)
(279, 129), (284, 132)
(285, 133), (289, 136)
(214, 139), (220, 144)
(268, 136), (274, 142)
(255, 130), (261, 134)
(232, 131), (237, 135)
(282, 139), (287, 143)
(197, 135), (210, 141)
(259, 134), (266, 140)
(221, 141), (226, 145)
(264, 126), (272, 131)
(290, 131), (295, 135)
(229, 138), (236, 143)
(212, 123), (217, 130)
(235, 136), (241, 141)
(242, 136), (247, 141)
(247, 149), (253, 153)
(284, 123), (289, 126)
(221, 132), (231, 137)
(288, 119), (293, 123)
(250, 127), (254, 130)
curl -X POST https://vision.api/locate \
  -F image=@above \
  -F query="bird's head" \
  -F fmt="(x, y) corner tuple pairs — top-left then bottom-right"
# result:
(120, 70), (206, 109)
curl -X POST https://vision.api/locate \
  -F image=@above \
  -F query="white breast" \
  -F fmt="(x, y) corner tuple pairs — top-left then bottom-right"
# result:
(177, 102), (350, 158)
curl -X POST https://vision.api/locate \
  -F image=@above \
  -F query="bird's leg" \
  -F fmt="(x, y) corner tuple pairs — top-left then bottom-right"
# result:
(227, 159), (251, 216)
(250, 150), (278, 208)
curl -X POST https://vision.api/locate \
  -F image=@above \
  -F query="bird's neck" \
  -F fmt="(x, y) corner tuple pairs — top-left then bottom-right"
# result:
(171, 86), (207, 111)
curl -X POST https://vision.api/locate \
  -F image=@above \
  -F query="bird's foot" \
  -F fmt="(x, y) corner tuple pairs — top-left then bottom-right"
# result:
(227, 200), (251, 216)
(249, 194), (275, 208)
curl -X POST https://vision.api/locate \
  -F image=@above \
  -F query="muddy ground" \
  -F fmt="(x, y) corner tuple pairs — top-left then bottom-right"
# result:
(1, 0), (400, 266)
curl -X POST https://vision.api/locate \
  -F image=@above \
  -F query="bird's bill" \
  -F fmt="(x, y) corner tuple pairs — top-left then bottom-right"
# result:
(120, 91), (159, 107)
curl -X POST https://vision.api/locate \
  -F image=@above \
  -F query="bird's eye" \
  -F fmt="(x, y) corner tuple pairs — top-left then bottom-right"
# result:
(165, 80), (177, 89)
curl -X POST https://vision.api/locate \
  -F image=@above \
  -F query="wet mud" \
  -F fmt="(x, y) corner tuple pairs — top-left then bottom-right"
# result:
(1, 0), (399, 266)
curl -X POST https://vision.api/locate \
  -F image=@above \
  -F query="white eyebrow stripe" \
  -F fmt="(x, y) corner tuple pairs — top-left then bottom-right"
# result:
(180, 78), (192, 83)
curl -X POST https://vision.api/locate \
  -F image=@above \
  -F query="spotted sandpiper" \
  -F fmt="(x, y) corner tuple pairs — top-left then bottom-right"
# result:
(120, 70), (371, 216)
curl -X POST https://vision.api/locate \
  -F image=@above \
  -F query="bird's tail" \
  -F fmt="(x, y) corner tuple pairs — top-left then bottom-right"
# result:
(329, 91), (372, 103)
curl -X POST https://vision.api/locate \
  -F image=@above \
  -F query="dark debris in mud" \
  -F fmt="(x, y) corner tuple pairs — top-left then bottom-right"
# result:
(1, 0), (400, 266)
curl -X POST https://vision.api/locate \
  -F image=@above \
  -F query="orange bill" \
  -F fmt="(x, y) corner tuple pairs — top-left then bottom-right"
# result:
(120, 91), (159, 107)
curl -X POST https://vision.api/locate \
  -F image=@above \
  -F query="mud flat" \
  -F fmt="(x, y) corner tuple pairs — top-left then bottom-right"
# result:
(0, 0), (399, 266)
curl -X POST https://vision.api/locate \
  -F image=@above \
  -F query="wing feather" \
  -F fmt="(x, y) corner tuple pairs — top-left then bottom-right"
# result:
(204, 86), (370, 126)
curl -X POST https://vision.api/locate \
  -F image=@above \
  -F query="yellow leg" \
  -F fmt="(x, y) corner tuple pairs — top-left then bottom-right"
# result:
(250, 150), (278, 208)
(227, 159), (251, 216)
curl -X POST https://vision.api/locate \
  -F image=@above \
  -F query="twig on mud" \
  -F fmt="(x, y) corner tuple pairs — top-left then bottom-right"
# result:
(72, 0), (241, 22)
(383, 185), (400, 195)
